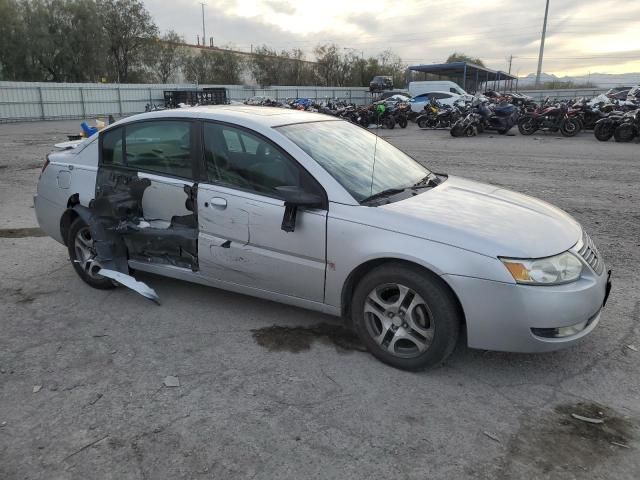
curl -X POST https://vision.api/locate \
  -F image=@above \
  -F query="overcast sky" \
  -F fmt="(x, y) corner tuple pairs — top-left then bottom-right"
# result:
(144, 0), (640, 78)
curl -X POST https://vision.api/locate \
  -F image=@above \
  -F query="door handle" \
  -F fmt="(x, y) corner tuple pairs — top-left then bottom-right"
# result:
(209, 197), (227, 209)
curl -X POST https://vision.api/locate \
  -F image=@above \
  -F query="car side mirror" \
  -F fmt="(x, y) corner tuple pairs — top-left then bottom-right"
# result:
(276, 186), (323, 233)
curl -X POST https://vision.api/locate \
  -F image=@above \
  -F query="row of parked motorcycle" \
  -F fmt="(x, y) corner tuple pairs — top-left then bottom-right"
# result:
(412, 91), (640, 142)
(243, 90), (640, 143)
(244, 95), (412, 130)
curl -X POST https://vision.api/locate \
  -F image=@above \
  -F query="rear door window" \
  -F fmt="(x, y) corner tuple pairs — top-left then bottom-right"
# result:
(100, 120), (194, 179)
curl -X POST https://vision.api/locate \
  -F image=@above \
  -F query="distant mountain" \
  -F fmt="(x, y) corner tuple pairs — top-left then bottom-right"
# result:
(518, 72), (640, 88)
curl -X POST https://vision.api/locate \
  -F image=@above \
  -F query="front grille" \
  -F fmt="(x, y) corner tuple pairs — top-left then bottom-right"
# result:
(577, 231), (604, 275)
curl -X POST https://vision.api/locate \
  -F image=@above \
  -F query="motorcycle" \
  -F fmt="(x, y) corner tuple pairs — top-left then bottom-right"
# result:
(613, 109), (640, 142)
(570, 97), (614, 130)
(450, 109), (483, 137)
(593, 111), (627, 142)
(478, 101), (520, 134)
(517, 99), (581, 137)
(451, 96), (518, 136)
(389, 103), (410, 128)
(416, 98), (441, 128)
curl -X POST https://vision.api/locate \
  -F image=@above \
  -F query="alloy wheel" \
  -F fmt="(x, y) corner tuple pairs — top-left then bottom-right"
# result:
(363, 283), (434, 358)
(74, 226), (104, 279)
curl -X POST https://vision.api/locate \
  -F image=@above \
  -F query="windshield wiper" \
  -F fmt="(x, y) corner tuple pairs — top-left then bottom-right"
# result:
(411, 173), (441, 189)
(360, 187), (406, 204)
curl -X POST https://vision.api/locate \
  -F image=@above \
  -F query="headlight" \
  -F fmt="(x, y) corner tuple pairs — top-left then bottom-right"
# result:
(500, 251), (583, 285)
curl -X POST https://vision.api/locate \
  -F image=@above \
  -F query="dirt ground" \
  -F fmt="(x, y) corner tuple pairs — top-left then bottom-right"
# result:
(0, 119), (639, 480)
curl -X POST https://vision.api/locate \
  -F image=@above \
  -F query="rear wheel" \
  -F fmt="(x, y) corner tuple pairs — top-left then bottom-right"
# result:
(383, 117), (395, 129)
(351, 264), (461, 370)
(614, 124), (636, 142)
(594, 122), (614, 141)
(67, 218), (116, 289)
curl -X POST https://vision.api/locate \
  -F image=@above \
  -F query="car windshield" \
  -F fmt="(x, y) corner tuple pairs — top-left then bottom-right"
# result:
(277, 120), (430, 202)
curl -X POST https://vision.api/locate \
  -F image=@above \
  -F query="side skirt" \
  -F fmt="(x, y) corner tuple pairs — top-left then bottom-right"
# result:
(128, 260), (341, 317)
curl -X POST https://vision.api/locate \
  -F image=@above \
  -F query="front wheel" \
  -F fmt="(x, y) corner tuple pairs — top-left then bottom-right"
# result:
(464, 125), (478, 137)
(517, 117), (537, 135)
(67, 218), (116, 289)
(594, 122), (614, 142)
(450, 122), (464, 137)
(351, 264), (461, 370)
(560, 118), (580, 137)
(398, 117), (408, 128)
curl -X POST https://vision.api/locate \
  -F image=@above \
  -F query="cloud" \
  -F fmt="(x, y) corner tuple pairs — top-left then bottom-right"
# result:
(263, 0), (296, 15)
(143, 0), (640, 76)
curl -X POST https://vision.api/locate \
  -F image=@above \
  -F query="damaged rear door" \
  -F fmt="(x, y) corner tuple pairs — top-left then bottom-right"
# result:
(97, 119), (199, 271)
(197, 122), (328, 302)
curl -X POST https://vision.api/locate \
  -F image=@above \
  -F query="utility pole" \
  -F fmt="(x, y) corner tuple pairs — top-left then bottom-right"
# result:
(535, 0), (550, 87)
(507, 55), (513, 75)
(200, 2), (206, 47)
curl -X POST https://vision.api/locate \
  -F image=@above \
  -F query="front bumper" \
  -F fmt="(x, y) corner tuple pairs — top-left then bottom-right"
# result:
(444, 265), (611, 353)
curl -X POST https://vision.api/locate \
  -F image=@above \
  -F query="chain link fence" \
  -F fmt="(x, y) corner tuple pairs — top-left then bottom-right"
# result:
(0, 82), (373, 123)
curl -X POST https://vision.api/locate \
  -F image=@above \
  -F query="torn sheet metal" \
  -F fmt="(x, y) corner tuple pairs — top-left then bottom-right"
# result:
(98, 269), (160, 304)
(54, 139), (84, 150)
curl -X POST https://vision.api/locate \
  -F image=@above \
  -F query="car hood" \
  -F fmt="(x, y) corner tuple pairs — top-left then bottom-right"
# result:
(380, 176), (582, 258)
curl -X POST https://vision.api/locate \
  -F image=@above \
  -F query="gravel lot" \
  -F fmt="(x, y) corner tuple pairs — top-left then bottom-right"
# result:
(1, 119), (639, 480)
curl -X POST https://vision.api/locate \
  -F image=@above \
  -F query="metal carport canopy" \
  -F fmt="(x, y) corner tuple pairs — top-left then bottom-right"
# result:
(407, 62), (517, 92)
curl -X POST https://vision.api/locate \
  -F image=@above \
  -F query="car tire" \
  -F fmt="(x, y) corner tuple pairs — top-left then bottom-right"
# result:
(351, 264), (461, 370)
(67, 217), (116, 290)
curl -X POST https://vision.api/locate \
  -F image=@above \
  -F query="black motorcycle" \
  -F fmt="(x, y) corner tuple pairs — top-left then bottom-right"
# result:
(613, 109), (640, 142)
(479, 101), (520, 134)
(451, 97), (518, 136)
(593, 111), (627, 142)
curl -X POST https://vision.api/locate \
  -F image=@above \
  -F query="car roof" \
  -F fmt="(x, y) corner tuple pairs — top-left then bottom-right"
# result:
(111, 105), (340, 129)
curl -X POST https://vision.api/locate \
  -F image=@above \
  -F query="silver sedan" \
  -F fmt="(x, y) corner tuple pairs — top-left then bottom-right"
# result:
(34, 106), (611, 370)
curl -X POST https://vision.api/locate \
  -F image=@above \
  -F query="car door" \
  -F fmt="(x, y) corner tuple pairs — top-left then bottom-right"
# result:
(97, 119), (199, 270)
(197, 122), (328, 303)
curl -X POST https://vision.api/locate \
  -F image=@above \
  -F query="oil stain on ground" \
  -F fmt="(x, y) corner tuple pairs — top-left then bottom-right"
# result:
(251, 322), (366, 354)
(0, 227), (46, 238)
(501, 401), (636, 477)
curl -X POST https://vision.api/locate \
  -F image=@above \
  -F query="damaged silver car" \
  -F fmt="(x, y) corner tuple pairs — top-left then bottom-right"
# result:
(34, 106), (611, 370)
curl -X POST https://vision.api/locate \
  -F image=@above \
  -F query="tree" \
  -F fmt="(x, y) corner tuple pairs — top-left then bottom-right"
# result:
(249, 45), (287, 86)
(446, 52), (485, 67)
(144, 31), (185, 83)
(249, 46), (318, 86)
(314, 44), (353, 87)
(25, 0), (105, 82)
(183, 49), (244, 85)
(98, 0), (158, 82)
(0, 0), (32, 80)
(1, 0), (104, 82)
